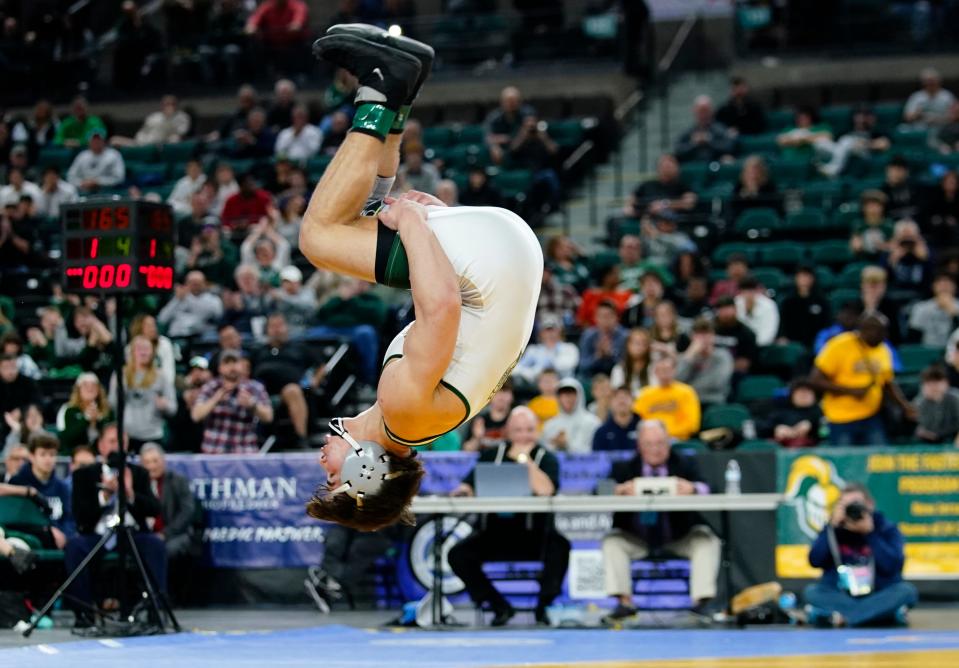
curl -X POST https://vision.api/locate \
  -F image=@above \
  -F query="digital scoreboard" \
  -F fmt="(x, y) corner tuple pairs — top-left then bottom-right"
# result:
(61, 200), (176, 293)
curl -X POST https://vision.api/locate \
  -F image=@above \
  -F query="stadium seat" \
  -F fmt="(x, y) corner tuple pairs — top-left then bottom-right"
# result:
(898, 345), (943, 375)
(809, 240), (854, 268)
(735, 375), (784, 404)
(784, 209), (827, 233)
(711, 242), (757, 265)
(37, 146), (76, 171)
(708, 160), (743, 185)
(159, 140), (199, 163)
(892, 128), (930, 149)
(872, 102), (904, 131)
(673, 439), (708, 454)
(799, 181), (844, 210)
(758, 342), (808, 378)
(423, 126), (454, 148)
(815, 266), (836, 291)
(118, 144), (159, 163)
(734, 208), (781, 239)
(588, 249), (620, 274)
(702, 404), (751, 431)
(493, 169), (533, 200)
(758, 242), (803, 269)
(738, 133), (780, 157)
(455, 124), (486, 144)
(737, 439), (779, 452)
(837, 262), (871, 289)
(548, 119), (585, 148)
(828, 288), (861, 315)
(446, 143), (491, 170)
(751, 267), (788, 293)
(768, 159), (810, 186)
(766, 108), (795, 131)
(680, 162), (709, 188)
(820, 105), (853, 136)
(0, 497), (63, 563)
(831, 204), (861, 232)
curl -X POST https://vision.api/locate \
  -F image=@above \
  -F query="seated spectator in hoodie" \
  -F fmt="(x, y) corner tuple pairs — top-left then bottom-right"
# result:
(908, 274), (959, 347)
(9, 433), (73, 547)
(881, 156), (919, 220)
(66, 130), (125, 194)
(542, 379), (601, 454)
(736, 275), (780, 347)
(778, 266), (832, 348)
(633, 354), (701, 440)
(527, 369), (560, 425)
(804, 483), (917, 628)
(513, 315), (580, 385)
(715, 77), (766, 136)
(913, 365), (959, 444)
(850, 190), (893, 260)
(676, 318), (734, 410)
(592, 387), (640, 451)
(761, 378), (823, 448)
(641, 210), (697, 269)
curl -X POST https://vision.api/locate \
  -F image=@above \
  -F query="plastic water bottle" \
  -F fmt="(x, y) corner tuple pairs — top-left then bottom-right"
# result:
(742, 419), (757, 441)
(725, 459), (742, 495)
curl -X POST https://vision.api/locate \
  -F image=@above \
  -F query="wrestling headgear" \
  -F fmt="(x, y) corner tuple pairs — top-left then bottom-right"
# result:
(327, 418), (403, 507)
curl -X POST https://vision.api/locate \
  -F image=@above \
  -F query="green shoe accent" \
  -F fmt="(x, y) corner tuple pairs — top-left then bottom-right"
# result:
(390, 105), (411, 134)
(351, 103), (397, 141)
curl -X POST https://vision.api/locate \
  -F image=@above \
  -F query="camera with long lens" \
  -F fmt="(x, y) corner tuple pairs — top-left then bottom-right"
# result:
(845, 501), (868, 522)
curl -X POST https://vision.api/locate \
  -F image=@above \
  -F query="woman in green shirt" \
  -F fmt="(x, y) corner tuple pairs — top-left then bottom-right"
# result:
(56, 373), (114, 454)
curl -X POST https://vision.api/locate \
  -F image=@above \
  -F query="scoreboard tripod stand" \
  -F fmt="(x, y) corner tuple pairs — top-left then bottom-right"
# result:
(22, 199), (181, 638)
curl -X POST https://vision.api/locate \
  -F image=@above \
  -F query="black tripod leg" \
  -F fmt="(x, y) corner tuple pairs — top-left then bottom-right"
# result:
(124, 530), (181, 632)
(22, 529), (114, 638)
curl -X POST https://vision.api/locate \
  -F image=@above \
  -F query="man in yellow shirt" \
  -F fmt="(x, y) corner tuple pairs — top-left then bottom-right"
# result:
(633, 355), (701, 440)
(811, 314), (916, 445)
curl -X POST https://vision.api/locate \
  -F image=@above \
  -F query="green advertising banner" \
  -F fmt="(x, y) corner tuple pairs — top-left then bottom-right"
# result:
(776, 447), (959, 579)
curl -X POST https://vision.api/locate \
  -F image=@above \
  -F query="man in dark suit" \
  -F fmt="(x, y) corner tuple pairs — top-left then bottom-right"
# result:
(65, 424), (166, 630)
(139, 443), (197, 560)
(601, 419), (721, 621)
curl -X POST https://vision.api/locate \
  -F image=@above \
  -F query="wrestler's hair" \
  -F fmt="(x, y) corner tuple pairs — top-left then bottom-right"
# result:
(306, 454), (425, 532)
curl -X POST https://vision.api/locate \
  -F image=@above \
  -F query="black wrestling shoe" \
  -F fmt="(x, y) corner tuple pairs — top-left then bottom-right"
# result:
(490, 602), (515, 627)
(312, 33), (421, 111)
(326, 23), (434, 104)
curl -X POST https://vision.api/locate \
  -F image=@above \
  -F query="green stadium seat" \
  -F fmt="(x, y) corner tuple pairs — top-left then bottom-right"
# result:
(734, 207), (782, 238)
(423, 126), (454, 148)
(37, 146), (76, 171)
(759, 342), (808, 377)
(892, 128), (931, 149)
(751, 266), (788, 293)
(0, 497), (62, 562)
(820, 105), (853, 136)
(815, 267), (836, 291)
(837, 261), (872, 288)
(446, 143), (491, 170)
(873, 102), (904, 131)
(831, 204), (861, 232)
(159, 140), (199, 163)
(735, 375), (784, 403)
(144, 184), (175, 200)
(739, 133), (780, 156)
(898, 345), (944, 375)
(737, 439), (780, 452)
(766, 109), (795, 131)
(455, 124), (486, 144)
(799, 181), (844, 209)
(680, 162), (710, 188)
(758, 242), (804, 269)
(785, 209), (827, 232)
(698, 181), (735, 201)
(674, 439), (708, 454)
(493, 169), (533, 199)
(224, 158), (256, 176)
(703, 404), (751, 431)
(711, 242), (757, 265)
(769, 159), (810, 186)
(118, 145), (159, 162)
(548, 119), (585, 147)
(809, 239), (854, 268)
(588, 249), (620, 274)
(708, 160), (743, 185)
(125, 161), (167, 186)
(829, 288), (862, 314)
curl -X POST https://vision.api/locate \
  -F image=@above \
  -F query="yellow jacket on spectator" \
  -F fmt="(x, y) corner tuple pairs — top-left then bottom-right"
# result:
(527, 394), (559, 424)
(815, 331), (892, 424)
(633, 381), (701, 440)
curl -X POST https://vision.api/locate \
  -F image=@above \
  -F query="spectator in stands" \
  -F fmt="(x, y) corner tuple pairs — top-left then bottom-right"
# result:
(818, 106), (891, 177)
(577, 266), (631, 327)
(777, 106), (832, 162)
(275, 104), (321, 164)
(57, 373), (114, 455)
(158, 270), (224, 338)
(610, 327), (654, 396)
(1, 332), (39, 380)
(448, 406), (569, 626)
(314, 278), (385, 383)
(633, 354), (700, 440)
(184, 223), (239, 287)
(903, 68), (956, 130)
(804, 483), (917, 627)
(222, 171), (272, 230)
(527, 369), (561, 424)
(0, 200), (36, 269)
(240, 217), (292, 275)
(398, 143), (440, 194)
(2, 444), (27, 482)
(139, 443), (198, 565)
(276, 192), (306, 247)
(167, 160), (207, 217)
(592, 387), (640, 451)
(223, 264), (271, 333)
(269, 266), (316, 334)
(62, 305), (114, 373)
(3, 403), (48, 450)
(435, 179), (459, 207)
(579, 300), (629, 376)
(244, 0), (309, 72)
(641, 210), (697, 269)
(815, 300), (865, 353)
(850, 190), (893, 259)
(617, 234), (671, 291)
(677, 317), (733, 409)
(54, 96), (106, 148)
(24, 307), (66, 371)
(730, 155), (781, 221)
(170, 356), (213, 454)
(11, 99), (58, 158)
(514, 314), (579, 385)
(250, 313), (316, 444)
(462, 381), (514, 452)
(934, 102), (959, 153)
(212, 85), (259, 142)
(715, 76), (766, 136)
(762, 378), (823, 448)
(0, 353), (41, 443)
(108, 336), (176, 451)
(485, 86), (536, 165)
(66, 130), (125, 194)
(812, 314), (915, 445)
(542, 379), (600, 453)
(675, 95), (736, 163)
(884, 220), (932, 296)
(678, 275), (711, 321)
(624, 153), (697, 219)
(777, 265), (831, 348)
(318, 111), (349, 156)
(129, 314), (175, 388)
(192, 349), (272, 454)
(921, 170), (959, 248)
(460, 167), (503, 207)
(231, 108), (276, 160)
(650, 300), (689, 355)
(621, 271), (666, 329)
(34, 166), (78, 219)
(601, 419), (719, 621)
(321, 68), (357, 125)
(710, 253), (752, 305)
(0, 167), (41, 207)
(913, 365), (959, 444)
(736, 275), (780, 346)
(266, 79), (298, 130)
(508, 115), (561, 215)
(538, 266), (580, 325)
(588, 373), (613, 422)
(909, 274), (959, 347)
(713, 296), (759, 375)
(114, 95), (191, 147)
(209, 163), (240, 215)
(66, 423), (165, 631)
(881, 156), (919, 220)
(545, 235), (590, 292)
(10, 434), (72, 547)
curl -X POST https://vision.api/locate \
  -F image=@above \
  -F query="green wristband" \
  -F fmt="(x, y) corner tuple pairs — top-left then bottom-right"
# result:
(351, 104), (397, 141)
(390, 105), (412, 134)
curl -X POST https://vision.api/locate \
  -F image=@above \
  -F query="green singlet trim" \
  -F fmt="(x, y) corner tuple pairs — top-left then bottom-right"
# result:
(375, 221), (412, 289)
(390, 105), (411, 134)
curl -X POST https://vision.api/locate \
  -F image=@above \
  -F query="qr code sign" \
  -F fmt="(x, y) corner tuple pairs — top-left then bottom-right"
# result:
(568, 549), (605, 599)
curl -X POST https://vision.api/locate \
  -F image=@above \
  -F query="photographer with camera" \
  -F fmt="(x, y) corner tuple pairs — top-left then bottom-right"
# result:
(804, 483), (917, 627)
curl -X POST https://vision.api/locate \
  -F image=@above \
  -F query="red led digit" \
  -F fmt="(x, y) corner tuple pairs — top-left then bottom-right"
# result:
(90, 238), (99, 259)
(82, 266), (98, 289)
(116, 206), (130, 229)
(99, 264), (115, 288)
(117, 264), (131, 288)
(150, 238), (156, 258)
